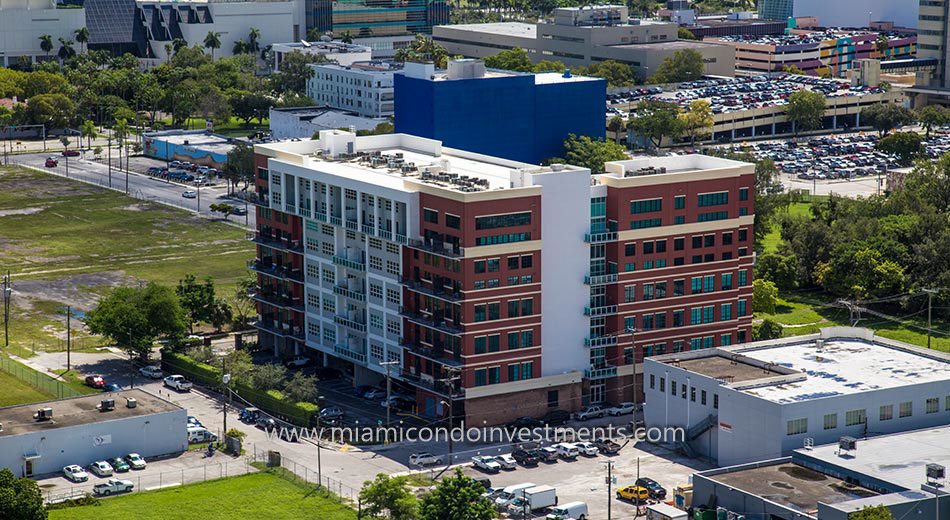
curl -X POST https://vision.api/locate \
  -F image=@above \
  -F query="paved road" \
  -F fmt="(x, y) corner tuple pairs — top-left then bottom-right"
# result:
(8, 152), (255, 229)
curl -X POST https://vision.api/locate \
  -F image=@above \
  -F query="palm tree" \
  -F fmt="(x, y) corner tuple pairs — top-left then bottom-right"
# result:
(57, 38), (76, 62)
(80, 120), (97, 150)
(39, 34), (53, 61)
(306, 28), (321, 42)
(340, 30), (354, 44)
(172, 38), (188, 54)
(113, 118), (128, 173)
(164, 43), (173, 63)
(74, 27), (90, 54)
(247, 27), (261, 54)
(203, 31), (221, 60)
(232, 40), (247, 55)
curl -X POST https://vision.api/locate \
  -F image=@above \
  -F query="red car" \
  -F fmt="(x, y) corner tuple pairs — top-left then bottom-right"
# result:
(84, 375), (106, 388)
(45, 157), (59, 167)
(61, 149), (80, 157)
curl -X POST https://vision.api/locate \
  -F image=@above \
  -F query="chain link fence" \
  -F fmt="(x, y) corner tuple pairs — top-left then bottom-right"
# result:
(0, 356), (83, 400)
(248, 447), (361, 504)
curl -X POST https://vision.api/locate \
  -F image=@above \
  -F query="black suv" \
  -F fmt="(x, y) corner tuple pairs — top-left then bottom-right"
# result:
(512, 449), (540, 467)
(541, 410), (571, 426)
(506, 416), (542, 430)
(636, 477), (667, 499)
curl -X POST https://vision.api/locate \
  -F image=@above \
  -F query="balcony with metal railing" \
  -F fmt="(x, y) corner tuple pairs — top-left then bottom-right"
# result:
(402, 278), (463, 302)
(247, 259), (304, 282)
(584, 335), (618, 348)
(246, 232), (304, 254)
(584, 365), (618, 380)
(248, 193), (270, 208)
(407, 238), (464, 258)
(334, 315), (367, 333)
(584, 304), (618, 317)
(333, 285), (366, 302)
(399, 307), (464, 336)
(331, 255), (366, 272)
(254, 320), (305, 341)
(584, 273), (618, 285)
(250, 290), (304, 312)
(399, 340), (463, 367)
(584, 231), (618, 243)
(333, 343), (367, 364)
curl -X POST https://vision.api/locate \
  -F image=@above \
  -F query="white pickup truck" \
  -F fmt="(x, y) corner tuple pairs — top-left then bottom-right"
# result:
(163, 374), (193, 391)
(93, 478), (134, 496)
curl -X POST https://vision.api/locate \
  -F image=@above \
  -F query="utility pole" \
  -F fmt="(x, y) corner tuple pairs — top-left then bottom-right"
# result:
(66, 306), (71, 372)
(380, 360), (399, 428)
(128, 327), (134, 389)
(2, 271), (10, 347)
(924, 288), (937, 349)
(107, 135), (112, 188)
(438, 366), (461, 463)
(222, 370), (231, 437)
(603, 460), (615, 520)
(635, 456), (641, 518)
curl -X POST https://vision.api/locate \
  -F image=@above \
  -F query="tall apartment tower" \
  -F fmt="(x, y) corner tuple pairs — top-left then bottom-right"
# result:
(249, 131), (754, 426)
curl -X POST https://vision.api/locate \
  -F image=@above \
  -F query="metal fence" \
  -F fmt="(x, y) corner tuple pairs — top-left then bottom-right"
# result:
(43, 457), (256, 505)
(0, 356), (83, 400)
(248, 447), (361, 504)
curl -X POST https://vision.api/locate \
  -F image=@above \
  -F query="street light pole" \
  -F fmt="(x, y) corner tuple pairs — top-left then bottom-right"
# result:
(66, 305), (71, 372)
(2, 271), (10, 348)
(380, 360), (399, 428)
(924, 288), (937, 349)
(604, 460), (615, 520)
(107, 135), (112, 188)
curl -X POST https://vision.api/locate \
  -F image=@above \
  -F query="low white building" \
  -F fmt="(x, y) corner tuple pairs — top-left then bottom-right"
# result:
(0, 389), (186, 478)
(0, 0), (86, 67)
(268, 106), (388, 139)
(306, 61), (398, 118)
(270, 41), (371, 72)
(643, 327), (950, 467)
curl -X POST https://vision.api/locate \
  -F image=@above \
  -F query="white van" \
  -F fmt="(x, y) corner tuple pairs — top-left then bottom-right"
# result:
(494, 482), (536, 509)
(547, 501), (588, 520)
(187, 426), (217, 443)
(556, 442), (579, 459)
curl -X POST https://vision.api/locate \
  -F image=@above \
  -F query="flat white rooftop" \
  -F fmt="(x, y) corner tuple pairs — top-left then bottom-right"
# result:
(740, 339), (950, 403)
(601, 154), (751, 179)
(440, 22), (537, 39)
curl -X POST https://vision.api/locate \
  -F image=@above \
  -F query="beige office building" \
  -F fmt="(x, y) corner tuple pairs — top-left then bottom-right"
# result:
(910, 0), (950, 106)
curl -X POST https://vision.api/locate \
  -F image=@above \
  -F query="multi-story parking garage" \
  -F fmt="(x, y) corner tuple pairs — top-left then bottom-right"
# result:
(249, 131), (755, 425)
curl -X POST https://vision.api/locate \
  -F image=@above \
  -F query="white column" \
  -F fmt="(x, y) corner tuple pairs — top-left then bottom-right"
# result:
(374, 197), (380, 233)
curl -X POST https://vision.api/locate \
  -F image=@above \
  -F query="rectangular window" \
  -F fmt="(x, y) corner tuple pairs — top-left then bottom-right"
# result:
(624, 243), (636, 256)
(475, 369), (486, 386)
(507, 332), (520, 350)
(691, 277), (702, 294)
(423, 208), (439, 224)
(643, 242), (654, 254)
(691, 308), (702, 325)
(488, 366), (500, 384)
(475, 212), (531, 230)
(787, 418), (808, 436)
(630, 198), (662, 214)
(674, 195), (685, 209)
(899, 401), (913, 418)
(508, 257), (519, 270)
(692, 236), (703, 249)
(823, 413), (837, 430)
(674, 216), (685, 225)
(704, 234), (716, 248)
(521, 330), (534, 347)
(698, 191), (729, 207)
(722, 232), (733, 245)
(643, 283), (655, 301)
(656, 240), (666, 253)
(659, 377), (665, 392)
(474, 260), (486, 274)
(713, 394), (718, 409)
(690, 386), (696, 402)
(507, 300), (519, 318)
(845, 409), (867, 426)
(738, 229), (748, 242)
(630, 218), (662, 230)
(474, 336), (486, 354)
(674, 237), (684, 251)
(673, 279), (684, 296)
(926, 397), (939, 414)
(475, 233), (531, 246)
(488, 303), (500, 320)
(698, 211), (729, 222)
(738, 300), (747, 317)
(521, 255), (533, 268)
(474, 304), (486, 322)
(487, 258), (500, 272)
(880, 404), (893, 421)
(649, 374), (655, 389)
(722, 273), (733, 291)
(703, 275), (715, 293)
(642, 314), (654, 330)
(624, 285), (636, 303)
(721, 303), (733, 321)
(720, 334), (731, 346)
(487, 334), (500, 352)
(738, 270), (748, 286)
(673, 309), (684, 327)
(445, 214), (461, 229)
(656, 282), (667, 299)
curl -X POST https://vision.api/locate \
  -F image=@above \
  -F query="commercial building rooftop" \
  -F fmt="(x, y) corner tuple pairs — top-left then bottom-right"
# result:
(0, 389), (180, 437)
(443, 22), (536, 38)
(143, 130), (236, 155)
(706, 461), (879, 514)
(601, 154), (752, 179)
(608, 39), (729, 50)
(664, 354), (789, 383)
(796, 426), (950, 491)
(712, 29), (907, 46)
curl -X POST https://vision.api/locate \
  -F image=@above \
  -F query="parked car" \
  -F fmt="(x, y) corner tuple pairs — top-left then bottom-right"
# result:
(494, 453), (517, 470)
(506, 416), (542, 430)
(616, 485), (649, 503)
(575, 406), (605, 421)
(575, 441), (599, 456)
(109, 457), (130, 473)
(541, 410), (571, 426)
(381, 396), (414, 411)
(409, 452), (444, 466)
(546, 501), (588, 520)
(538, 446), (559, 462)
(285, 355), (310, 368)
(362, 387), (386, 400)
(187, 426), (217, 443)
(181, 190), (197, 199)
(239, 407), (261, 423)
(163, 374), (192, 391)
(606, 402), (637, 416)
(138, 365), (163, 379)
(45, 157), (58, 167)
(63, 465), (89, 482)
(102, 383), (122, 392)
(231, 206), (247, 216)
(125, 453), (146, 470)
(319, 406), (344, 421)
(84, 375), (106, 389)
(187, 416), (203, 428)
(170, 160), (182, 168)
(512, 448), (540, 466)
(61, 149), (80, 157)
(93, 478), (134, 496)
(635, 477), (667, 499)
(88, 460), (114, 477)
(591, 437), (622, 455)
(556, 442), (580, 460)
(353, 385), (373, 397)
(472, 455), (502, 472)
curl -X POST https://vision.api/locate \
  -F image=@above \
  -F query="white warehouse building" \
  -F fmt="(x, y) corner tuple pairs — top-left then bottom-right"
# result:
(306, 62), (398, 119)
(643, 327), (950, 467)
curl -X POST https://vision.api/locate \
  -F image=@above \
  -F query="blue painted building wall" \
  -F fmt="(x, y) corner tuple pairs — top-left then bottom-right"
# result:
(394, 71), (605, 164)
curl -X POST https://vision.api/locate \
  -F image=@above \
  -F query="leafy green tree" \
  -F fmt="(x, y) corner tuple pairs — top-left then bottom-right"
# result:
(394, 34), (449, 68)
(753, 318), (783, 341)
(680, 99), (714, 146)
(247, 27), (261, 55)
(232, 275), (256, 330)
(628, 100), (685, 150)
(86, 283), (187, 358)
(270, 51), (326, 94)
(547, 134), (627, 173)
(649, 49), (704, 84)
(905, 151), (950, 212)
(678, 27), (696, 40)
(874, 35), (890, 56)
(222, 348), (253, 384)
(204, 31), (222, 61)
(340, 30), (354, 44)
(917, 104), (949, 138)
(359, 474), (418, 520)
(533, 60), (566, 73)
(19, 93), (75, 129)
(0, 468), (46, 520)
(786, 90), (826, 136)
(210, 203), (235, 218)
(484, 47), (534, 72)
(756, 253), (799, 290)
(419, 469), (495, 520)
(171, 38), (189, 54)
(781, 65), (806, 75)
(252, 363), (288, 390)
(74, 27), (90, 54)
(283, 372), (319, 402)
(752, 279), (779, 314)
(578, 60), (634, 87)
(861, 103), (915, 137)
(224, 141), (255, 195)
(816, 247), (905, 299)
(177, 274), (216, 333)
(80, 119), (97, 149)
(230, 90), (273, 125)
(876, 131), (923, 166)
(607, 115), (625, 143)
(849, 505), (894, 520)
(21, 71), (70, 98)
(39, 35), (53, 60)
(57, 38), (76, 62)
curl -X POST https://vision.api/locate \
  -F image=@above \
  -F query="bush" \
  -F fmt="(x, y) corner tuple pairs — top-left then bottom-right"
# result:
(225, 428), (246, 439)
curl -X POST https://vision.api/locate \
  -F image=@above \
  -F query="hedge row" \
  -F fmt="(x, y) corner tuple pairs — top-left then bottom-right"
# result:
(161, 351), (320, 427)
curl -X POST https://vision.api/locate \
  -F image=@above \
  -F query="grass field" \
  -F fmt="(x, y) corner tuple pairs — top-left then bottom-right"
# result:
(0, 165), (253, 356)
(0, 370), (54, 407)
(49, 472), (357, 520)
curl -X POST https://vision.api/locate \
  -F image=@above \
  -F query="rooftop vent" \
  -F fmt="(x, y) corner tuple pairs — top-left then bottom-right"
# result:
(126, 397), (137, 409)
(33, 407), (53, 422)
(838, 436), (857, 453)
(98, 399), (116, 412)
(926, 463), (946, 481)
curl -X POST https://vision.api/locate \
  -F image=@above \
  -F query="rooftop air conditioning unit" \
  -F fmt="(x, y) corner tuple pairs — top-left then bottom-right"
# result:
(126, 397), (138, 409)
(33, 408), (53, 421)
(98, 399), (116, 412)
(839, 436), (857, 451)
(926, 463), (945, 480)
